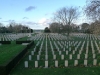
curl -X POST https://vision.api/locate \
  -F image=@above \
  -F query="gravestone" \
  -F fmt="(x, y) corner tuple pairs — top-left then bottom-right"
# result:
(55, 60), (58, 67)
(74, 60), (78, 66)
(85, 54), (88, 59)
(98, 50), (100, 53)
(31, 51), (34, 55)
(59, 51), (61, 55)
(35, 61), (38, 68)
(77, 54), (80, 59)
(61, 55), (64, 60)
(93, 54), (96, 59)
(69, 54), (72, 59)
(37, 55), (40, 60)
(66, 51), (68, 55)
(29, 55), (32, 60)
(45, 61), (48, 68)
(65, 60), (68, 67)
(84, 60), (87, 66)
(45, 55), (48, 60)
(53, 55), (56, 60)
(39, 51), (41, 55)
(73, 51), (75, 54)
(25, 61), (28, 68)
(79, 50), (82, 54)
(93, 59), (97, 65)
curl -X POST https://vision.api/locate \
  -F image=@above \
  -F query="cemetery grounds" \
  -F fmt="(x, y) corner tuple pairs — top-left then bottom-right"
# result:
(0, 33), (32, 65)
(1, 33), (100, 75)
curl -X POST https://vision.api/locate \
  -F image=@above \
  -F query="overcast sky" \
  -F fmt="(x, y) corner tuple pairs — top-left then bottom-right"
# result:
(0, 0), (87, 29)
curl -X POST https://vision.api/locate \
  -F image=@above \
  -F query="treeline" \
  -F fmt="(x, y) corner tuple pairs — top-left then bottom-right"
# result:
(0, 22), (33, 33)
(49, 22), (80, 33)
(45, 0), (100, 35)
(45, 21), (100, 34)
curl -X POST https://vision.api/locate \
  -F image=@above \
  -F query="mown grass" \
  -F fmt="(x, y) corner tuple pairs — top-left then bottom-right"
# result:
(10, 67), (100, 75)
(17, 36), (28, 41)
(17, 33), (37, 41)
(0, 42), (26, 65)
(9, 34), (100, 75)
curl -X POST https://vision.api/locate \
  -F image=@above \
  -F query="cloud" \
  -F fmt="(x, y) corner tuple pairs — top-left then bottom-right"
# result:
(2, 20), (15, 23)
(38, 18), (51, 26)
(0, 18), (2, 19)
(25, 6), (36, 12)
(24, 21), (36, 25)
(23, 17), (29, 19)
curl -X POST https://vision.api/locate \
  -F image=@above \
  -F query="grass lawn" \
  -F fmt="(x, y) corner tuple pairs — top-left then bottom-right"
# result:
(17, 36), (29, 41)
(17, 33), (37, 41)
(9, 34), (100, 75)
(10, 67), (100, 75)
(0, 42), (26, 65)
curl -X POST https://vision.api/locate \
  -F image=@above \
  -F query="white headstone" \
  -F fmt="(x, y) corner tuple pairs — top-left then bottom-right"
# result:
(73, 51), (75, 54)
(29, 55), (32, 60)
(69, 54), (72, 59)
(77, 54), (80, 59)
(86, 50), (88, 54)
(45, 55), (48, 60)
(61, 55), (64, 60)
(85, 54), (88, 59)
(52, 51), (54, 55)
(69, 47), (71, 51)
(59, 51), (61, 55)
(74, 60), (78, 66)
(55, 60), (58, 67)
(37, 55), (40, 60)
(66, 51), (68, 55)
(45, 61), (48, 68)
(65, 60), (68, 67)
(53, 55), (56, 60)
(35, 61), (38, 68)
(93, 54), (96, 59)
(92, 50), (95, 54)
(25, 61), (28, 68)
(93, 59), (97, 65)
(31, 51), (34, 55)
(39, 51), (41, 55)
(79, 50), (82, 54)
(84, 60), (87, 66)
(63, 48), (65, 51)
(28, 34), (31, 37)
(98, 50), (100, 53)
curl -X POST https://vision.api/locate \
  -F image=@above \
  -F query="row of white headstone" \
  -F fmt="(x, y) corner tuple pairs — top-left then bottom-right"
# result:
(24, 59), (97, 68)
(32, 34), (99, 50)
(25, 33), (100, 68)
(34, 33), (100, 40)
(29, 53), (96, 61)
(75, 34), (100, 40)
(29, 39), (99, 60)
(0, 33), (30, 41)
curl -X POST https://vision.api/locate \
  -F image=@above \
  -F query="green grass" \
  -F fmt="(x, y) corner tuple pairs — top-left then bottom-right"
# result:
(17, 36), (28, 41)
(17, 33), (37, 41)
(9, 34), (100, 75)
(0, 42), (26, 65)
(10, 67), (100, 75)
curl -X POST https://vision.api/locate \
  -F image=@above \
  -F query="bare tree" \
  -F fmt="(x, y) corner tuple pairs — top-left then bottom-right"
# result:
(85, 0), (100, 34)
(49, 22), (61, 33)
(53, 6), (79, 36)
(85, 0), (100, 21)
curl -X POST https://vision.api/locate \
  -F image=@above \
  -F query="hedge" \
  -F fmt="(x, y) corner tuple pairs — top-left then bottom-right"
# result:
(0, 41), (34, 75)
